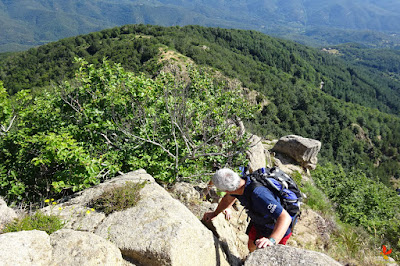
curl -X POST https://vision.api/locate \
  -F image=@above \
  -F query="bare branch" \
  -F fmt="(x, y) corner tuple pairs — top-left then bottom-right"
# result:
(172, 121), (194, 151)
(120, 129), (176, 159)
(61, 94), (84, 115)
(0, 115), (16, 135)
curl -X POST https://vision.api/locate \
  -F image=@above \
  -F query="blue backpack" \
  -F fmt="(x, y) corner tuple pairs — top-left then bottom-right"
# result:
(242, 167), (302, 229)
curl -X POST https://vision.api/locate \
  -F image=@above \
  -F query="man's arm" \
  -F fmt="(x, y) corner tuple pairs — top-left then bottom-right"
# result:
(202, 194), (236, 221)
(254, 209), (292, 248)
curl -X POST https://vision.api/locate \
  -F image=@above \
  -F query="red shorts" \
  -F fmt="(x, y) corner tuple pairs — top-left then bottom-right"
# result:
(248, 224), (292, 245)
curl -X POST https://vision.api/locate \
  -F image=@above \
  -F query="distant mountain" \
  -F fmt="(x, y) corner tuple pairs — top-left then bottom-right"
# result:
(2, 0), (400, 52)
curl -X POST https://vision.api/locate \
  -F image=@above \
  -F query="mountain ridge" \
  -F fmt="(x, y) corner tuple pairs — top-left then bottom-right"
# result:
(2, 0), (400, 52)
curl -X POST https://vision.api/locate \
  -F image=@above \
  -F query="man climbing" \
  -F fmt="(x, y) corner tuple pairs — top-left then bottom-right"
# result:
(203, 168), (293, 252)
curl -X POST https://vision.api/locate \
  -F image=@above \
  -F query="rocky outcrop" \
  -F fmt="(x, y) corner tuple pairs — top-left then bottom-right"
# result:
(42, 169), (154, 232)
(170, 182), (201, 202)
(1, 161), (345, 266)
(0, 229), (124, 266)
(50, 229), (124, 265)
(202, 213), (244, 266)
(272, 135), (321, 170)
(244, 245), (342, 266)
(95, 180), (230, 266)
(0, 197), (17, 231)
(0, 230), (52, 266)
(41, 169), (230, 266)
(289, 208), (335, 251)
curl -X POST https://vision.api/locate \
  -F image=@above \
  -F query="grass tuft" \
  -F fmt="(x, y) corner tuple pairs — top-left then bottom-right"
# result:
(2, 211), (64, 234)
(89, 181), (146, 215)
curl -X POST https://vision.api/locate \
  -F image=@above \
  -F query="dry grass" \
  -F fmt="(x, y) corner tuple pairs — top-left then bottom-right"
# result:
(89, 181), (146, 215)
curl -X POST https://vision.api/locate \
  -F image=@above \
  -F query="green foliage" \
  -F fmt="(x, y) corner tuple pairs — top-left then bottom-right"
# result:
(1, 25), (400, 189)
(300, 177), (391, 264)
(0, 81), (14, 136)
(0, 84), (114, 202)
(291, 170), (303, 186)
(312, 163), (400, 260)
(59, 58), (253, 182)
(2, 211), (64, 234)
(89, 181), (146, 215)
(329, 223), (380, 265)
(0, 57), (254, 203)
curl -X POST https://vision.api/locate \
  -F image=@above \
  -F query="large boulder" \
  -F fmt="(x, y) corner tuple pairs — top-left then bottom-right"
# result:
(244, 245), (342, 266)
(42, 169), (230, 266)
(50, 229), (124, 266)
(95, 179), (230, 266)
(202, 213), (244, 266)
(41, 169), (154, 232)
(0, 230), (52, 266)
(0, 229), (124, 266)
(272, 135), (321, 170)
(0, 197), (17, 231)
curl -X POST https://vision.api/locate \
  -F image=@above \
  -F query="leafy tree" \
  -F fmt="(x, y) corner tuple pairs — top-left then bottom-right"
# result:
(60, 58), (256, 182)
(0, 59), (256, 203)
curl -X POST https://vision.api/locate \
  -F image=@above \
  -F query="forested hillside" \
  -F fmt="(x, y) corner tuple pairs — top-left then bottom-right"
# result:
(332, 43), (400, 78)
(1, 24), (400, 190)
(1, 24), (400, 260)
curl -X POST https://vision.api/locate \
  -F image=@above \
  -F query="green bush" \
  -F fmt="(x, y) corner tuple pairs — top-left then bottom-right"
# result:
(3, 212), (64, 234)
(89, 181), (146, 215)
(312, 163), (400, 261)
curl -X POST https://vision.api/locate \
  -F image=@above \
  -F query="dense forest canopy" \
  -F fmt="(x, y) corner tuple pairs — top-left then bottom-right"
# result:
(1, 25), (399, 192)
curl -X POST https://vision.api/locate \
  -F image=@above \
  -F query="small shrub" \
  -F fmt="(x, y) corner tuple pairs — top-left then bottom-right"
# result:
(90, 181), (146, 215)
(3, 211), (64, 234)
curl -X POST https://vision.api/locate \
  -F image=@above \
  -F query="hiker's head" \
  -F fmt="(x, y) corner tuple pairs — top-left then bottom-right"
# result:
(212, 168), (241, 192)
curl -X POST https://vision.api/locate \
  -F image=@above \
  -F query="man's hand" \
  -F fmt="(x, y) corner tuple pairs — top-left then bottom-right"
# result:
(223, 208), (232, 220)
(202, 211), (217, 222)
(254, 237), (275, 248)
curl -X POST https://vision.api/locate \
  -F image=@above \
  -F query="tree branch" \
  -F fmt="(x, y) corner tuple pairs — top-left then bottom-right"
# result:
(120, 129), (176, 159)
(0, 115), (16, 135)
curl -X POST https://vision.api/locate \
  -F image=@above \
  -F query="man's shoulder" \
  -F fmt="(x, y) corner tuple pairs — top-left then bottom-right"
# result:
(244, 180), (275, 199)
(251, 184), (275, 198)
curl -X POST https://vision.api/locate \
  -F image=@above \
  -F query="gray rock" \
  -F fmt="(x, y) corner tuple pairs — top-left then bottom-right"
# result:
(170, 182), (200, 202)
(246, 135), (266, 173)
(0, 230), (52, 266)
(0, 197), (17, 231)
(272, 135), (321, 170)
(244, 245), (342, 266)
(40, 169), (230, 266)
(50, 229), (124, 266)
(95, 181), (230, 266)
(203, 213), (243, 266)
(41, 169), (154, 232)
(373, 256), (397, 266)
